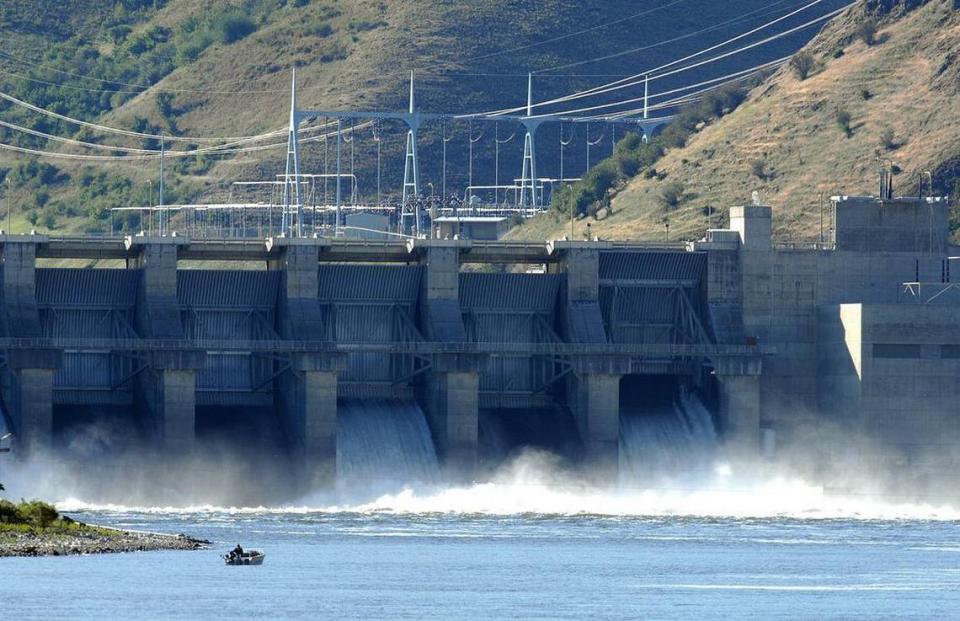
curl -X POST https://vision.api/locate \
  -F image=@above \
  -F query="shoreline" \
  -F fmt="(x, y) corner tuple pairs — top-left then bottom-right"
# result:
(0, 522), (209, 558)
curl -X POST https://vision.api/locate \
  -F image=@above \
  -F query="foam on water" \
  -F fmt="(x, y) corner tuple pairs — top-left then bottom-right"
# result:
(52, 452), (960, 521)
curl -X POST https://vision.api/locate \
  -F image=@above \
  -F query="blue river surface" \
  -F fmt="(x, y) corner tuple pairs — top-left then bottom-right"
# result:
(4, 507), (960, 620)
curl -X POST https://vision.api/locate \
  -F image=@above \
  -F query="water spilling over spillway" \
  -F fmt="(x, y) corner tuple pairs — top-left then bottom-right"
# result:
(336, 400), (440, 489)
(620, 386), (718, 483)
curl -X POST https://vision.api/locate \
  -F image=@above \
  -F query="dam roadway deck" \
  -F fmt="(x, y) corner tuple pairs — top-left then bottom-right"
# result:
(0, 233), (758, 481)
(31, 235), (691, 262)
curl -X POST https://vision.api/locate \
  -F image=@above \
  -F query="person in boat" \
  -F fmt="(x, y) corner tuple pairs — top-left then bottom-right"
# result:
(232, 544), (244, 558)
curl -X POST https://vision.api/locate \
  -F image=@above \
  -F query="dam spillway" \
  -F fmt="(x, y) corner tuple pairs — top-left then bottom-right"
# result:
(0, 234), (749, 482)
(1, 194), (959, 484)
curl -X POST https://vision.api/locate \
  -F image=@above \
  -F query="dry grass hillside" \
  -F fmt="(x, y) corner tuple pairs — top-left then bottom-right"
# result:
(514, 0), (960, 243)
(0, 0), (848, 234)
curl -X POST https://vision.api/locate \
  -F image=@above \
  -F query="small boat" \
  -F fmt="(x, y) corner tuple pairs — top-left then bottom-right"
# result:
(223, 551), (265, 566)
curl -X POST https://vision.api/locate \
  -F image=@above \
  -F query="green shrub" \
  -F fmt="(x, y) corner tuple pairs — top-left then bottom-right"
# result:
(0, 499), (21, 523)
(156, 92), (176, 119)
(109, 24), (133, 44)
(310, 23), (334, 37)
(659, 181), (686, 210)
(835, 108), (853, 137)
(217, 13), (257, 44)
(750, 158), (768, 180)
(17, 500), (59, 528)
(320, 44), (348, 63)
(347, 19), (386, 33)
(857, 18), (878, 46)
(879, 127), (898, 150)
(790, 51), (816, 80)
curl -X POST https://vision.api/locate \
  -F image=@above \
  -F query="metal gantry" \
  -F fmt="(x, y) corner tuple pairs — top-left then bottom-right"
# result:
(277, 69), (671, 238)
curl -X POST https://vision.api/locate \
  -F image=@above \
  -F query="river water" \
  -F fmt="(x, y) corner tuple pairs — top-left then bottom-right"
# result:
(5, 460), (960, 621)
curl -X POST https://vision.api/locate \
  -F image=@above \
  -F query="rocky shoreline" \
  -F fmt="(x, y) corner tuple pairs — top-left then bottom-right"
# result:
(0, 526), (209, 558)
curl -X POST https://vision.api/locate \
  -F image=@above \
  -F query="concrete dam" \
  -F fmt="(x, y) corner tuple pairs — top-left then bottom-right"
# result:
(0, 193), (957, 486)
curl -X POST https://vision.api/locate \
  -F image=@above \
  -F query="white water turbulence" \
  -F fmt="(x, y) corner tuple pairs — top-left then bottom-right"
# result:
(313, 450), (960, 521)
(336, 399), (439, 493)
(619, 388), (717, 484)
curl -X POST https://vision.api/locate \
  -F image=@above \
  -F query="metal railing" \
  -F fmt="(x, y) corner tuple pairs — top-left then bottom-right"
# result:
(0, 337), (761, 358)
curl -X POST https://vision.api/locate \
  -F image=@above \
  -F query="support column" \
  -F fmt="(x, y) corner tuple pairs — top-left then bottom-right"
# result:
(126, 237), (202, 455)
(573, 373), (620, 471)
(127, 237), (185, 339)
(1, 236), (61, 458)
(550, 241), (627, 474)
(413, 240), (484, 479)
(425, 364), (481, 478)
(6, 350), (60, 458)
(267, 238), (342, 485)
(14, 369), (54, 457)
(715, 357), (762, 456)
(279, 354), (341, 486)
(140, 351), (205, 455)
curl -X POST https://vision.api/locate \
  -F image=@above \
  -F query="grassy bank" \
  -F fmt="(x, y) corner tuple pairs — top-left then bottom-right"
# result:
(0, 499), (206, 557)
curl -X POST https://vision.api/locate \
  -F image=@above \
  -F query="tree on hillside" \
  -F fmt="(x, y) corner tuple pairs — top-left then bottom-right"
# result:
(857, 18), (878, 46)
(879, 127), (899, 150)
(836, 108), (853, 137)
(790, 51), (816, 80)
(659, 181), (686, 211)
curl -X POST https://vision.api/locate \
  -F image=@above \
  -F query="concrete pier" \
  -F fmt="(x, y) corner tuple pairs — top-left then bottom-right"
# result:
(571, 373), (621, 472)
(715, 359), (762, 455)
(415, 240), (483, 477)
(1, 237), (61, 456)
(269, 238), (342, 483)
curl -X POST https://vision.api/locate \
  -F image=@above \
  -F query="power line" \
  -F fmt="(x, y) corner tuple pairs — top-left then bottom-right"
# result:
(0, 121), (370, 162)
(500, 4), (850, 115)
(0, 90), (283, 143)
(0, 119), (158, 154)
(461, 0), (693, 63)
(0, 48), (285, 95)
(535, 0), (801, 74)
(536, 57), (789, 118)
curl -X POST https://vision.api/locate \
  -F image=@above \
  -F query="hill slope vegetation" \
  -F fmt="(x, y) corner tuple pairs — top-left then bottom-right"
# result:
(514, 0), (960, 243)
(0, 0), (846, 234)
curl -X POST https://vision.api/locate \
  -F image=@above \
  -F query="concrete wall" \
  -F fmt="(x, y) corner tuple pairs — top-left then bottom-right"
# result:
(832, 197), (949, 254)
(721, 198), (957, 460)
(857, 304), (960, 460)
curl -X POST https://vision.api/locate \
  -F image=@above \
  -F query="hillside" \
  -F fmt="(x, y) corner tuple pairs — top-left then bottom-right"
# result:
(0, 0), (846, 234)
(513, 0), (960, 243)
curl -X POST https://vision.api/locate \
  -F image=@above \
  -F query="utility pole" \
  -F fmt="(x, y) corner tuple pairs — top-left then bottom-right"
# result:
(468, 121), (483, 202)
(818, 192), (824, 244)
(373, 121), (382, 206)
(282, 68), (303, 237)
(643, 74), (650, 120)
(4, 177), (10, 234)
(401, 70), (420, 236)
(519, 72), (541, 211)
(336, 117), (342, 237)
(441, 121), (450, 204)
(159, 134), (165, 236)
